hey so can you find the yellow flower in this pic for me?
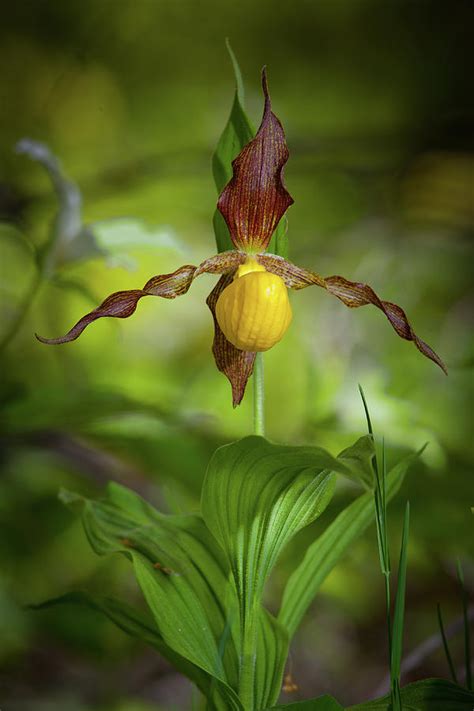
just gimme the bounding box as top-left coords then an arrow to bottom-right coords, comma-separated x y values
216,257 -> 292,352
37,70 -> 446,405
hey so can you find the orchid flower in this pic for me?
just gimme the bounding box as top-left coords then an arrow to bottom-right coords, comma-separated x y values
37,70 -> 446,405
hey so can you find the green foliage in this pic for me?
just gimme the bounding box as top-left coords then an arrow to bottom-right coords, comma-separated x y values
268,696 -> 343,710
347,678 -> 474,710
212,41 -> 254,197
50,434 -> 386,710
202,436 -> 343,616
358,386 -> 391,577
59,484 -> 243,710
336,434 -> 377,489
389,502 -> 410,709
2,16 -> 471,709
360,387 -> 412,711
279,451 -> 417,636
202,435 -> 342,707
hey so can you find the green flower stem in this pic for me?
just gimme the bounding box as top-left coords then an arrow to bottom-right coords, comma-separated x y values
237,352 -> 265,706
253,352 -> 265,437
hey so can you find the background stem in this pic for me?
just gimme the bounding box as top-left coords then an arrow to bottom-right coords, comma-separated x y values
253,352 -> 265,437
0,270 -> 42,353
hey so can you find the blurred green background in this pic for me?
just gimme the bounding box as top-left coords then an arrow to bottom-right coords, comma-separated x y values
1,1 -> 473,709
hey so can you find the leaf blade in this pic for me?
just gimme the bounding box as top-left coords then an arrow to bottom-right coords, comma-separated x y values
202,436 -> 354,612
279,452 -> 417,637
390,501 -> 410,708
60,483 -> 242,702
268,695 -> 344,710
437,602 -> 459,684
254,609 -> 289,709
347,678 -> 474,710
201,436 -> 364,707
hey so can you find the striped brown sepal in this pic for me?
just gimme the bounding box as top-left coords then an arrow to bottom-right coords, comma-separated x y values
260,254 -> 447,373
36,251 -> 245,345
324,275 -> 447,373
257,253 -> 326,288
206,273 -> 256,406
217,68 -> 293,253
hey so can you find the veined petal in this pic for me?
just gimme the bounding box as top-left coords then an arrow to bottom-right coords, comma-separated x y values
257,253 -> 326,289
324,275 -> 447,372
259,254 -> 447,373
217,68 -> 294,253
36,251 -> 245,345
194,251 -> 246,277
206,274 -> 256,407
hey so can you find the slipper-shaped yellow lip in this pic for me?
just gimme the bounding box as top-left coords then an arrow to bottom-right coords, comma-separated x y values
216,258 -> 292,352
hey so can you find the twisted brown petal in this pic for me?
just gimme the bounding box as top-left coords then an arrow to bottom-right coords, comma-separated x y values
259,254 -> 447,373
206,274 -> 256,407
217,68 -> 294,252
256,253 -> 326,289
36,251 -> 246,345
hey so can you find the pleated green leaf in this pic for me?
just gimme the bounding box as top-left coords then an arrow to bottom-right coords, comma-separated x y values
255,608 -> 289,709
337,434 -> 377,489
201,435 -> 368,708
279,452 -> 418,637
347,678 -> 474,710
268,696 -> 343,710
201,436 -> 360,617
59,484 -> 243,710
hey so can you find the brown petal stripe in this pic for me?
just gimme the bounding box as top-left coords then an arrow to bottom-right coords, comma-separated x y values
194,251 -> 246,277
257,253 -> 326,288
324,275 -> 447,372
260,254 -> 447,373
36,251 -> 246,345
206,274 -> 256,406
217,68 -> 294,252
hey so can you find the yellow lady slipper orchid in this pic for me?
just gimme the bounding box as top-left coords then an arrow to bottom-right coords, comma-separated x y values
37,69 -> 446,407
216,257 -> 292,351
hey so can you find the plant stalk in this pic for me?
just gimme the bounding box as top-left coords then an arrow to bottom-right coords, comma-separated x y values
253,352 -> 265,437
237,352 -> 265,706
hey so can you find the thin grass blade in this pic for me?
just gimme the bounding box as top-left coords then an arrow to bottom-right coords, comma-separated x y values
390,501 -> 411,709
457,558 -> 472,690
437,602 -> 459,684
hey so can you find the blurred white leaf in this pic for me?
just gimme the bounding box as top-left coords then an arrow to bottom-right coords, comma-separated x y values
91,217 -> 185,255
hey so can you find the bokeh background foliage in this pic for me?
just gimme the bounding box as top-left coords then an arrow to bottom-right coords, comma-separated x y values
0,0 -> 473,709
